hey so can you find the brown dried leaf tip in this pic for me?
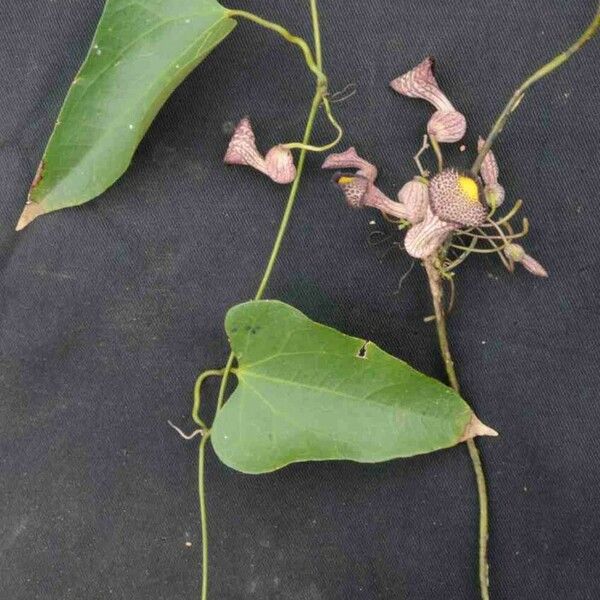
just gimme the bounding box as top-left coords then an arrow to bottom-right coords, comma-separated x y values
224,117 -> 296,184
16,160 -> 46,231
460,414 -> 499,442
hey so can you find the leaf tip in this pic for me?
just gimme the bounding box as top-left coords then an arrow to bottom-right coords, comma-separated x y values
17,161 -> 47,230
460,414 -> 498,442
16,200 -> 45,231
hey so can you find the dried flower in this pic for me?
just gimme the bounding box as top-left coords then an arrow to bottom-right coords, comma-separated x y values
390,57 -> 466,143
504,243 -> 548,277
224,117 -> 296,184
477,137 -> 505,207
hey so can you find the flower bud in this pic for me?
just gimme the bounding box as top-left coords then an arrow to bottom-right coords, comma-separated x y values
224,117 -> 264,171
391,57 -> 468,143
477,137 -> 499,185
390,57 -> 454,112
504,243 -> 548,277
484,182 -> 505,208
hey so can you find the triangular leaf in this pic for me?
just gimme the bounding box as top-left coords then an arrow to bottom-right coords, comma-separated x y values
212,301 -> 496,474
18,0 -> 236,229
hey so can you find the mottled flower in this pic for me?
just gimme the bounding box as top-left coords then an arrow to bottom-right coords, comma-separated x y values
390,57 -> 466,143
404,207 -> 458,259
396,177 -> 429,224
504,243 -> 548,277
323,149 -> 428,223
224,117 -> 296,184
477,137 -> 505,208
404,170 -> 486,259
321,147 -> 378,182
332,173 -> 410,221
429,169 -> 487,227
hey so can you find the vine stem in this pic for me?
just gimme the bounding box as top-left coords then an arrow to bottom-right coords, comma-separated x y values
198,432 -> 211,600
224,8 -> 342,152
472,2 -> 600,175
198,3 -> 331,599
423,257 -> 490,600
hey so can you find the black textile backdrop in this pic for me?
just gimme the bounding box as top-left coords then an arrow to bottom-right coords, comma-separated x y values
1,1 -> 599,598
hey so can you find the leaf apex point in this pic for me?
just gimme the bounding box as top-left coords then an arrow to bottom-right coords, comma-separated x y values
15,200 -> 45,231
461,414 -> 498,441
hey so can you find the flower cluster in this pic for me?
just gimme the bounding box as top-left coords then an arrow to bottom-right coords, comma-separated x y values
324,58 -> 547,278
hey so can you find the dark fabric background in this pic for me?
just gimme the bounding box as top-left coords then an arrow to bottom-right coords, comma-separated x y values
1,1 -> 599,599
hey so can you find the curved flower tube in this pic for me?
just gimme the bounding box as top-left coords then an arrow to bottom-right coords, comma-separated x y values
224,117 -> 296,184
390,57 -> 467,143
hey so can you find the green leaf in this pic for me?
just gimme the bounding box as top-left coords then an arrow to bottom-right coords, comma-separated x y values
212,301 -> 497,474
18,0 -> 236,230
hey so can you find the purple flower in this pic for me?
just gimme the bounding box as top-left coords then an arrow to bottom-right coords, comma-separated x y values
323,149 -> 429,224
404,170 -> 487,259
390,57 -> 466,143
224,117 -> 296,184
321,147 -> 378,182
396,177 -> 429,224
332,173 -> 410,221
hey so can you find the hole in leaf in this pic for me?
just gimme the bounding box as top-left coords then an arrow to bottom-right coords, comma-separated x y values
357,342 -> 368,359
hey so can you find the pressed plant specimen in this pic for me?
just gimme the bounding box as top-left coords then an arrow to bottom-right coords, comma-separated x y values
10,0 -> 600,599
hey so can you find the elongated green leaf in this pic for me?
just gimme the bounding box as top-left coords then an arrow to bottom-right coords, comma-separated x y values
212,301 -> 497,474
18,0 -> 236,230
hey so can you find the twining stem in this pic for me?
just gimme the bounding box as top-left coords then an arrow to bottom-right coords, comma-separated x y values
225,9 -> 322,80
198,433 -> 211,600
472,3 -> 600,174
225,8 -> 342,152
423,258 -> 490,600
197,4 -> 333,600
193,369 -> 225,428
